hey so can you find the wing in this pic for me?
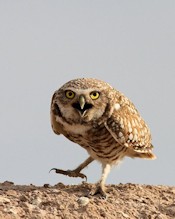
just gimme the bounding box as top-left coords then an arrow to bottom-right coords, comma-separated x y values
104,93 -> 156,159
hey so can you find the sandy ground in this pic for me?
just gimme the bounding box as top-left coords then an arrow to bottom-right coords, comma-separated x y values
0,181 -> 175,219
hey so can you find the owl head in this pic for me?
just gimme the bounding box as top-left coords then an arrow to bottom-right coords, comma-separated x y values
51,78 -> 115,123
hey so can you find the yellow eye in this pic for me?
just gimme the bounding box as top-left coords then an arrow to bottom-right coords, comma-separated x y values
65,90 -> 75,99
90,91 -> 100,100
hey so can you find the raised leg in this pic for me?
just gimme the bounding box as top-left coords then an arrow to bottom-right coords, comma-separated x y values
89,163 -> 111,199
50,156 -> 94,180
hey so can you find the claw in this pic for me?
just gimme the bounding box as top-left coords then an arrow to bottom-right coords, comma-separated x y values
49,168 -> 87,181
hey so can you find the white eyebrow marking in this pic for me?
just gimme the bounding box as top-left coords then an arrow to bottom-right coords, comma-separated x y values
63,88 -> 97,94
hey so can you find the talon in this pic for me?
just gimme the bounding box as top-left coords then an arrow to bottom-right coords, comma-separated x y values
49,168 -> 87,181
49,168 -> 57,173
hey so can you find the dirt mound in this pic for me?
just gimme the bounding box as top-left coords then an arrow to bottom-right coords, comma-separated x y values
0,181 -> 175,219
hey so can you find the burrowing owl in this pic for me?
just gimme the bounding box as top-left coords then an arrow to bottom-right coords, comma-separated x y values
50,78 -> 156,198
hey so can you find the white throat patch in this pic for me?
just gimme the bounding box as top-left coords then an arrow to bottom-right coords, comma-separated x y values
56,116 -> 90,135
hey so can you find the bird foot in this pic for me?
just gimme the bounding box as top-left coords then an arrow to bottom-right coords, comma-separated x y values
88,185 -> 107,199
49,168 -> 87,181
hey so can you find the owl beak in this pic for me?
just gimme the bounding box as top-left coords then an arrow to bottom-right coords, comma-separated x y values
79,95 -> 86,110
72,95 -> 92,116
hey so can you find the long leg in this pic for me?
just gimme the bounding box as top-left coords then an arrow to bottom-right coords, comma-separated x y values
73,156 -> 94,173
50,156 -> 94,180
89,163 -> 111,199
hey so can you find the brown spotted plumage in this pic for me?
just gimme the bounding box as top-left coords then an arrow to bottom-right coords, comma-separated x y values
50,78 -> 156,198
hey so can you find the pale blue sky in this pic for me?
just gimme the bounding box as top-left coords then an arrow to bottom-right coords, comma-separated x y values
0,1 -> 174,186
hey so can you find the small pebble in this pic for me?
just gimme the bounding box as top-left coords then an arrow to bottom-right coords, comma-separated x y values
43,184 -> 50,188
2,181 -> 14,186
0,197 -> 10,204
31,197 -> 42,206
77,197 -> 89,206
6,190 -> 17,197
19,195 -> 28,202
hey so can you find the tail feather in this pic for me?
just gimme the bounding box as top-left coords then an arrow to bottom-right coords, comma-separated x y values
138,152 -> 157,160
127,149 -> 157,160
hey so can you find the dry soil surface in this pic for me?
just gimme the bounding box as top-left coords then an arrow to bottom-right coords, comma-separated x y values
0,181 -> 175,219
